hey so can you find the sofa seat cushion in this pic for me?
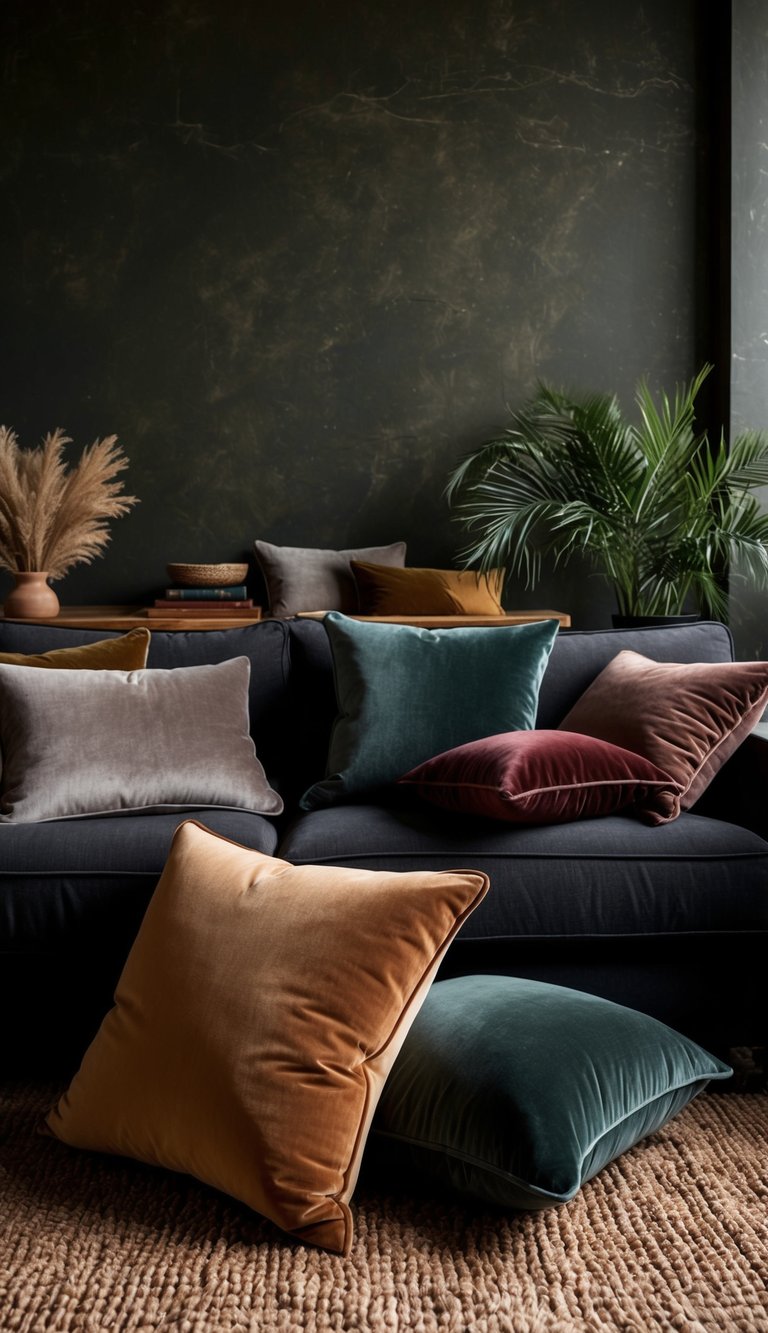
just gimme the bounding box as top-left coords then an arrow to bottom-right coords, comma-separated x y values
1,810 -> 282,1072
277,803 -> 768,941
0,810 -> 279,954
277,802 -> 768,1051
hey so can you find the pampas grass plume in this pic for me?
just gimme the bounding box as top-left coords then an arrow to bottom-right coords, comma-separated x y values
0,427 -> 138,579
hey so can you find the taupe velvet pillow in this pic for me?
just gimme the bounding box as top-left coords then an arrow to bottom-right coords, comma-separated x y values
558,649 -> 768,822
254,539 -> 407,616
0,657 -> 283,823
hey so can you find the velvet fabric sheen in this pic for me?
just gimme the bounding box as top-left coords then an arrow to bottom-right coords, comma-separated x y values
350,562 -> 505,615
45,820 -> 489,1255
280,617 -> 737,806
0,627 -> 150,670
399,730 -> 680,825
371,975 -> 732,1209
533,621 -> 735,727
0,657 -> 283,823
559,650 -> 768,820
300,614 -> 559,809
254,540 -> 406,616
0,617 -> 292,786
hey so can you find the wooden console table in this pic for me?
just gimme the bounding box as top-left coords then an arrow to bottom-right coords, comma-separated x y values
297,610 -> 571,628
0,605 -> 266,632
0,606 -> 571,632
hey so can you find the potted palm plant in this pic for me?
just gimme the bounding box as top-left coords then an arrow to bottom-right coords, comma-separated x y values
446,365 -> 768,624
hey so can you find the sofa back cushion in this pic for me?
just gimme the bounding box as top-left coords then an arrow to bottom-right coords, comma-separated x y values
0,617 -> 736,812
0,627 -> 151,670
300,614 -> 559,809
534,621 -> 735,727
284,618 -> 737,801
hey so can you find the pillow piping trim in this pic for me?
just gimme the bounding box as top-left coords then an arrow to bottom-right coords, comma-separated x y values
373,1063 -> 731,1201
399,778 -> 679,797
331,863 -> 492,1247
7,800 -> 284,825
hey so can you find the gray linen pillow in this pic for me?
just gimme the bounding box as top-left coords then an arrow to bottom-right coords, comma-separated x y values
0,657 -> 283,823
254,540 -> 407,616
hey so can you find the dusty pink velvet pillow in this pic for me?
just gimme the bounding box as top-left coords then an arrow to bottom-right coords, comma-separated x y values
558,650 -> 768,821
399,730 -> 680,826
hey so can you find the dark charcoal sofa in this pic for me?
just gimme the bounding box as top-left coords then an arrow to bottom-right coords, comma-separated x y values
1,615 -> 765,1073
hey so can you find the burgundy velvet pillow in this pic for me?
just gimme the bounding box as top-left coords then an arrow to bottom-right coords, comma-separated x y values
558,650 -> 768,821
399,730 -> 680,826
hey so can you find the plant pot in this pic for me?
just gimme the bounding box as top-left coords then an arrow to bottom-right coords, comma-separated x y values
611,614 -> 700,629
3,572 -> 60,619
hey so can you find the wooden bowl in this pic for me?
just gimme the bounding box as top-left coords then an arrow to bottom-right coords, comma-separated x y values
167,562 -> 249,587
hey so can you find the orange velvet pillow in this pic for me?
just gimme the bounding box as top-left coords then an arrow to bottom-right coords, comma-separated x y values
45,821 -> 489,1255
0,627 -> 150,670
558,650 -> 768,822
351,562 -> 505,615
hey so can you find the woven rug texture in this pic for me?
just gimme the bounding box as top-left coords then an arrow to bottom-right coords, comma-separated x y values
0,1083 -> 766,1332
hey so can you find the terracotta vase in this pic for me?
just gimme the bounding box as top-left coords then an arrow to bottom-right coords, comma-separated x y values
3,571 -> 60,618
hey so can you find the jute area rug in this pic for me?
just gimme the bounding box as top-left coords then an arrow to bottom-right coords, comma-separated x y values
1,1083 -> 766,1332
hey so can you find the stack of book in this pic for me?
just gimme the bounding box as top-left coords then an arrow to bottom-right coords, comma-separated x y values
147,585 -> 261,619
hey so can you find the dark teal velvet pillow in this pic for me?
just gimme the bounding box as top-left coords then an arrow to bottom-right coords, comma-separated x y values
300,614 -> 560,809
371,975 -> 732,1209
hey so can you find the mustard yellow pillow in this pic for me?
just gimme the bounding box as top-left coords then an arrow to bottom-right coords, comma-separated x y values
351,562 -> 505,615
45,820 -> 489,1255
0,627 -> 150,670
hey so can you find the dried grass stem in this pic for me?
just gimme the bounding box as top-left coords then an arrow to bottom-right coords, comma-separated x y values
0,426 -> 138,579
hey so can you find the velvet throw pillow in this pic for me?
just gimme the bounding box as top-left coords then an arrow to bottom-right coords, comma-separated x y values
558,650 -> 768,822
399,730 -> 681,825
254,539 -> 407,616
351,562 -> 505,616
0,627 -> 150,670
370,975 -> 732,1210
300,614 -> 560,809
0,656 -> 283,823
45,820 -> 490,1255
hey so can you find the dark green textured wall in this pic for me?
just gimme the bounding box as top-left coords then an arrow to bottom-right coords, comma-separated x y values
1,0 -> 708,624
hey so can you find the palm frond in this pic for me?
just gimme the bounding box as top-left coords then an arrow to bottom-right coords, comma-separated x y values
446,364 -> 768,618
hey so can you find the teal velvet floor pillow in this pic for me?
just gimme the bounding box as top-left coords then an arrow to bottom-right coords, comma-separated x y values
371,975 -> 732,1209
301,614 -> 560,809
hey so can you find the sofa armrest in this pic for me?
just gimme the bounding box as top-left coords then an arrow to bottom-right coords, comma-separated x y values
692,724 -> 768,838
